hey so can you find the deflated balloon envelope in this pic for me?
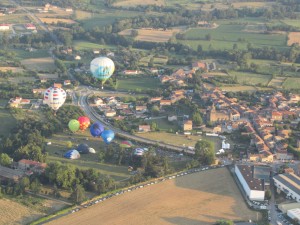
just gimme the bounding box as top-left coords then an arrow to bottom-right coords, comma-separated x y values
90,122 -> 104,137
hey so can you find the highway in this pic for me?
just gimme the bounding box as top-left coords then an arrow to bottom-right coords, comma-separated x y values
78,91 -> 195,155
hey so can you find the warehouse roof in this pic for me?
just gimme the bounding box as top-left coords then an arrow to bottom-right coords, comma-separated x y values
236,165 -> 264,191
274,173 -> 300,196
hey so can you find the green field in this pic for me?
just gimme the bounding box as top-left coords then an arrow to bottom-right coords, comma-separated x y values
116,76 -> 161,91
73,41 -> 115,50
148,118 -> 179,131
0,109 -> 17,137
11,49 -> 49,60
229,71 -> 272,85
45,132 -> 131,181
179,23 -> 287,50
281,19 -> 300,29
283,77 -> 300,89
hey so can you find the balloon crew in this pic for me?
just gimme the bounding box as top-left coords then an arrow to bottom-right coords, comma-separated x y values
90,57 -> 115,89
44,86 -> 67,116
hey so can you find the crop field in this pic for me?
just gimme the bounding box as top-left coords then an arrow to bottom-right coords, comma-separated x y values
0,67 -> 24,73
288,32 -> 300,46
116,76 -> 160,91
232,1 -> 274,9
75,10 -> 93,20
0,14 -> 30,23
73,41 -> 115,51
45,132 -> 131,181
179,23 -> 287,50
139,55 -> 168,66
137,132 -> 221,152
113,0 -> 165,7
282,19 -> 300,29
8,76 -> 36,84
220,85 -> 258,92
282,77 -> 300,89
229,71 -> 272,85
268,77 -> 286,88
0,109 -> 17,136
49,168 -> 260,225
120,28 -> 183,42
38,73 -> 59,79
39,18 -> 77,24
11,49 -> 49,60
0,198 -> 43,225
21,57 -> 56,72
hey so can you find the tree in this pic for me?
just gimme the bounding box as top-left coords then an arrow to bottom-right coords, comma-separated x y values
194,140 -> 215,165
19,177 -> 30,193
151,105 -> 160,116
97,150 -> 105,163
70,184 -> 86,204
265,189 -> 271,200
215,220 -> 233,225
30,178 -> 41,194
205,34 -> 212,41
0,153 -> 12,167
150,122 -> 157,131
192,112 -> 203,126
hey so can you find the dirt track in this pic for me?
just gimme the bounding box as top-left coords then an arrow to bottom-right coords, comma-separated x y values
48,168 -> 259,225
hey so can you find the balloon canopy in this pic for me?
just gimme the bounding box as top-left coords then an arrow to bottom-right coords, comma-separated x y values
44,86 -> 66,111
88,147 -> 96,154
101,130 -> 115,144
76,143 -> 89,154
133,148 -> 148,156
120,140 -> 133,148
78,116 -> 90,131
68,119 -> 80,132
64,149 -> 80,159
90,122 -> 104,137
90,57 -> 115,85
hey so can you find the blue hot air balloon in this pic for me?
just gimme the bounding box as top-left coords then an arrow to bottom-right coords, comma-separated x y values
101,130 -> 115,144
90,122 -> 104,137
64,149 -> 80,159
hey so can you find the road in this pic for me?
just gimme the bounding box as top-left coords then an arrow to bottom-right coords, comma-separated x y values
78,91 -> 195,155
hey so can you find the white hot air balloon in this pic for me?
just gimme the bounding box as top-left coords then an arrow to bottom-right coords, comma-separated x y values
90,57 -> 115,89
44,86 -> 66,112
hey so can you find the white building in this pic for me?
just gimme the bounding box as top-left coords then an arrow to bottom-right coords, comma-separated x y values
287,208 -> 300,224
222,140 -> 230,149
0,24 -> 9,30
235,164 -> 265,201
273,173 -> 300,202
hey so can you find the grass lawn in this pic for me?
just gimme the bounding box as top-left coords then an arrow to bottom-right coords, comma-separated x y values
45,132 -> 131,181
0,109 -> 17,137
179,23 -> 287,51
10,49 -> 49,60
136,132 -> 221,152
149,118 -> 179,131
229,71 -> 272,85
73,41 -> 116,51
281,19 -> 300,29
282,77 -> 300,89
116,76 -> 161,91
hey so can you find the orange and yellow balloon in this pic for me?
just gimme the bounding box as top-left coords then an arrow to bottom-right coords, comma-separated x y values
78,116 -> 90,131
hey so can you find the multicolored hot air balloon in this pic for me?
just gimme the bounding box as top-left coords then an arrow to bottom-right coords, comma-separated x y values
101,130 -> 115,144
78,116 -> 90,131
90,122 -> 104,137
44,86 -> 66,111
68,119 -> 80,133
120,140 -> 133,148
90,57 -> 115,89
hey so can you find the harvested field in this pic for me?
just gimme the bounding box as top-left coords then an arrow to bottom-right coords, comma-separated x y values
119,28 -> 183,42
75,10 -> 92,20
268,77 -> 286,88
113,0 -> 165,7
283,77 -> 300,89
49,168 -> 260,225
39,18 -> 77,24
202,72 -> 228,77
232,2 -> 273,9
288,32 -> 300,46
0,198 -> 43,225
21,57 -> 55,72
0,67 -> 24,73
38,73 -> 59,79
221,85 -> 258,92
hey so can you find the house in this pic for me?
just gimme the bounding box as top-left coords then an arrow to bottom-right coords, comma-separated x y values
64,80 -> 71,86
104,110 -> 116,117
273,173 -> 300,202
213,125 -> 222,133
135,105 -> 147,112
287,208 -> 300,223
18,159 -> 47,174
235,164 -> 265,201
160,99 -> 172,106
25,23 -> 36,30
9,97 -> 30,108
276,150 -> 294,160
32,88 -> 46,94
94,97 -> 103,105
123,70 -> 141,75
271,111 -> 283,121
138,125 -> 151,132
93,50 -> 100,54
150,97 -> 162,103
40,78 -> 47,83
65,8 -> 73,12
192,61 -> 206,71
0,165 -> 24,182
0,24 -> 9,30
182,120 -> 193,131
53,83 -> 62,88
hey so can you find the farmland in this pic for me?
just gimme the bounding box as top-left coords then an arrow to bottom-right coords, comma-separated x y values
229,71 -> 272,85
0,109 -> 17,137
49,168 -> 260,225
113,0 -> 165,7
232,1 -> 274,9
21,57 -> 56,72
268,77 -> 286,88
39,18 -> 77,24
288,32 -> 300,46
116,76 -> 160,91
73,41 -> 115,51
0,67 -> 24,73
282,77 -> 300,89
119,27 -> 183,43
178,23 -> 287,50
